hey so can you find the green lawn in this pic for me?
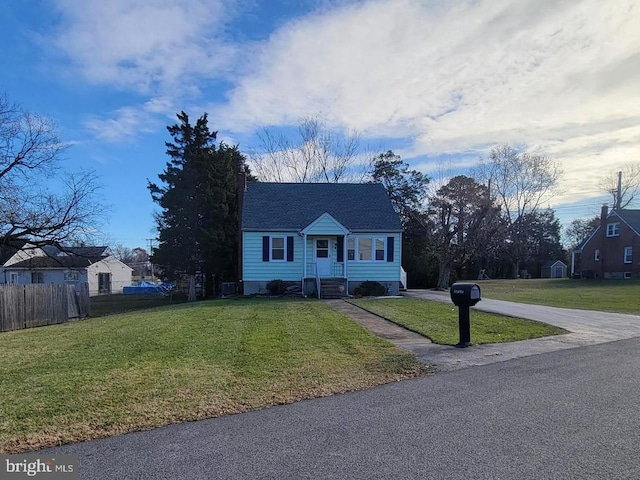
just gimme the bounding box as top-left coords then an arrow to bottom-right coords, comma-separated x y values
475,278 -> 640,314
350,297 -> 565,345
89,293 -> 188,317
0,298 -> 423,453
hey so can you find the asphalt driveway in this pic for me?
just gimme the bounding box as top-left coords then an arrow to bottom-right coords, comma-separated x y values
401,289 -> 640,371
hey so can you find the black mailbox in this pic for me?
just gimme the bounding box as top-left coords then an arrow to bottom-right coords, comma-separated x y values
450,283 -> 481,306
450,283 -> 481,347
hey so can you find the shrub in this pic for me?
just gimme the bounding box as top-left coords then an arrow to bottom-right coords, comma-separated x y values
353,281 -> 387,297
266,279 -> 287,295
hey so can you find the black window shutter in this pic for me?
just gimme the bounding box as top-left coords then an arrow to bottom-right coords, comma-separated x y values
336,236 -> 344,262
262,236 -> 270,262
387,236 -> 394,262
287,236 -> 294,262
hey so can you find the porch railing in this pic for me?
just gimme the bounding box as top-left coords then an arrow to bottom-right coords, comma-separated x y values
331,262 -> 344,277
305,262 -> 345,277
305,262 -> 315,277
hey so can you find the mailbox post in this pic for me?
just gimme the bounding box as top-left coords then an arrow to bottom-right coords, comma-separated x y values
450,283 -> 481,348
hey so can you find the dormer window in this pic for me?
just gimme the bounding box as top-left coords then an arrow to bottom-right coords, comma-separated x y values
606,222 -> 620,237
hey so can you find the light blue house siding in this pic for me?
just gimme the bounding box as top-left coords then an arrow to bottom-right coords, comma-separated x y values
242,230 -> 402,295
303,214 -> 349,236
240,182 -> 404,297
346,232 -> 402,282
242,231 -> 303,294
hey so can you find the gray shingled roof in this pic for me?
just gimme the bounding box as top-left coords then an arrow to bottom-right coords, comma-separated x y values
616,210 -> 640,235
42,245 -> 110,257
242,183 -> 402,232
8,256 -> 103,269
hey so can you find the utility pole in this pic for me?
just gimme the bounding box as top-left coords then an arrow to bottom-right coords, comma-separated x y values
616,170 -> 622,210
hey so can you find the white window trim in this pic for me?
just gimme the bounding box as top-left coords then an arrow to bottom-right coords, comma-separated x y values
607,222 -> 620,237
31,271 -> 44,284
270,236 -> 287,262
347,235 -> 387,262
624,246 -> 633,264
65,270 -> 80,282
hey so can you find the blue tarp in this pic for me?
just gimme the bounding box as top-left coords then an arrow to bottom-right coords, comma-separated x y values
123,281 -> 175,295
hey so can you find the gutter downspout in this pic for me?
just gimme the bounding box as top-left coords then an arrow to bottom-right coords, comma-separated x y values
302,232 -> 307,297
343,234 -> 348,285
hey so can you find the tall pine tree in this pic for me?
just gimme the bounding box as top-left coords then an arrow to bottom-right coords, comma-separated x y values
149,111 -> 245,298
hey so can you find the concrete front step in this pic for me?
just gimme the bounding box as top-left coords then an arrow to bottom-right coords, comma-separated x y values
320,278 -> 346,299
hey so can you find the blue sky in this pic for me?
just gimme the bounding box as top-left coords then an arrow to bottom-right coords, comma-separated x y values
2,0 -> 639,249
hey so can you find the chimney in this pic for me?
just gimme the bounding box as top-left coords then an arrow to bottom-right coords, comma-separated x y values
600,204 -> 609,227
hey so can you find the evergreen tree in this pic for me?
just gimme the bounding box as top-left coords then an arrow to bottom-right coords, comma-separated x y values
149,111 -> 245,298
369,150 -> 429,226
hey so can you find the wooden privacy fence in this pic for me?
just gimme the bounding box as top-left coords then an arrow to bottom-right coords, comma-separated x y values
0,283 -> 90,332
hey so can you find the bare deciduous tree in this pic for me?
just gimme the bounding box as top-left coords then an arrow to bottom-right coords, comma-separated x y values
477,144 -> 561,277
0,93 -> 104,247
249,117 -> 370,183
599,164 -> 640,210
564,216 -> 600,249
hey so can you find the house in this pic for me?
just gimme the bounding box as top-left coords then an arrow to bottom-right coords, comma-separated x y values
572,205 -> 640,279
239,182 -> 404,298
0,241 -> 48,282
1,245 -> 132,295
540,260 -> 567,278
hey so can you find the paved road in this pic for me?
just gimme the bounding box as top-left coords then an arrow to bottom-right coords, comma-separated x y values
47,337 -> 640,479
403,289 -> 640,371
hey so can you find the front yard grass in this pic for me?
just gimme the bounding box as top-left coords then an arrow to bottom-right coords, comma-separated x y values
0,298 -> 424,453
89,293 -> 188,317
477,278 -> 640,314
350,297 -> 565,345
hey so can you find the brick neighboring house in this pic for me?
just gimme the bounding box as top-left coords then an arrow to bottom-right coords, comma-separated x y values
572,206 -> 640,279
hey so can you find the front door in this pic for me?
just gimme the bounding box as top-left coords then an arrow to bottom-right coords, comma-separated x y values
314,238 -> 331,277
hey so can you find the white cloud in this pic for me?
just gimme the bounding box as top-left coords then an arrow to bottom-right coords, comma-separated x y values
50,0 -> 237,93
214,0 -> 640,207
85,96 -> 175,142
47,0 -> 240,141
43,0 -> 640,211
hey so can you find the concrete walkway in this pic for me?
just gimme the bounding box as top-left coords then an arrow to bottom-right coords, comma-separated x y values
324,300 -> 432,351
327,290 -> 640,372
